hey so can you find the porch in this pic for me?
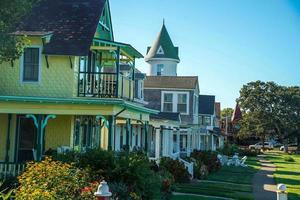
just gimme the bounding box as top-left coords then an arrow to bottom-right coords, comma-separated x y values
0,97 -> 156,177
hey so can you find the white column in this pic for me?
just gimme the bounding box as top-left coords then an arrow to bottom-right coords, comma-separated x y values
187,133 -> 191,156
155,128 -> 160,159
211,134 -> 214,151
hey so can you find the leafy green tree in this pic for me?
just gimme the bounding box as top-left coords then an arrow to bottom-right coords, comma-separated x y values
237,81 -> 281,148
0,0 -> 38,63
221,108 -> 234,118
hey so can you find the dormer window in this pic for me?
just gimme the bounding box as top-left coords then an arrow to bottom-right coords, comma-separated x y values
157,64 -> 164,76
21,47 -> 41,82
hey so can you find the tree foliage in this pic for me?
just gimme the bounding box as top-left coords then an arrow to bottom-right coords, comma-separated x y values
237,81 -> 300,149
0,0 -> 38,63
221,107 -> 234,118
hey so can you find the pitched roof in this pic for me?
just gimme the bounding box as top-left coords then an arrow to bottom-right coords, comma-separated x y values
231,104 -> 242,122
145,23 -> 179,61
16,0 -> 106,56
144,76 -> 198,90
151,112 -> 181,122
199,95 -> 215,115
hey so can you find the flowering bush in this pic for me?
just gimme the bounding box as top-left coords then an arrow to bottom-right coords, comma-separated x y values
16,157 -> 89,200
159,157 -> 190,183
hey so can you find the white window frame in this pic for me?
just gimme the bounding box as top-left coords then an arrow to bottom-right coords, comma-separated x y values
157,64 -> 164,76
19,45 -> 42,84
161,91 -> 189,115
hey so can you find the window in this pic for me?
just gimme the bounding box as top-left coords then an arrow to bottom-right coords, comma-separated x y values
157,64 -> 164,76
163,93 -> 173,112
177,94 -> 187,113
162,91 -> 189,114
22,47 -> 40,82
204,116 -> 211,126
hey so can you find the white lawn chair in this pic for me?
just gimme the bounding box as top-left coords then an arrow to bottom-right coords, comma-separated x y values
240,156 -> 248,167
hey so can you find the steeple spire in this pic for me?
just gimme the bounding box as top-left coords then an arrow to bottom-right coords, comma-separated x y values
145,23 -> 179,61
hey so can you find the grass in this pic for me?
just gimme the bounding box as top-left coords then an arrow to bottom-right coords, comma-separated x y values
171,195 -> 221,200
265,151 -> 300,200
173,157 -> 260,200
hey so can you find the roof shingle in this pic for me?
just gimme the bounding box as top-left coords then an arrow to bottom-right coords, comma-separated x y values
144,76 -> 198,90
16,0 -> 106,56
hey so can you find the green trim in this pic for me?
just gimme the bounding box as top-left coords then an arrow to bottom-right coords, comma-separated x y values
93,38 -> 143,58
0,96 -> 158,115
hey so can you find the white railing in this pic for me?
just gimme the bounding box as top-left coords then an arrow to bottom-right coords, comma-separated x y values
178,158 -> 194,179
0,162 -> 26,179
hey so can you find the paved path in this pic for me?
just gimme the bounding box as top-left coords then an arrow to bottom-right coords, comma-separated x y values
252,155 -> 277,200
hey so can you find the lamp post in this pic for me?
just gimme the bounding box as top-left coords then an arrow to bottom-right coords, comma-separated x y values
94,180 -> 112,200
277,184 -> 287,200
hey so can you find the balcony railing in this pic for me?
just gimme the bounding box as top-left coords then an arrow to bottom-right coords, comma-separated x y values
78,72 -> 134,100
0,162 -> 26,179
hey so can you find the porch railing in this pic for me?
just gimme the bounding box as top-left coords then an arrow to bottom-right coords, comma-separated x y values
78,72 -> 134,100
0,162 -> 26,179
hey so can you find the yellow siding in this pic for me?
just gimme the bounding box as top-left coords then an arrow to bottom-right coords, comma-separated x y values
0,114 -> 8,161
45,115 -> 73,150
0,37 -> 78,98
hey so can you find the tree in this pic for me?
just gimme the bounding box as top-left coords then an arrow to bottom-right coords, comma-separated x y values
237,81 -> 281,149
0,0 -> 38,63
237,81 -> 300,151
221,108 -> 234,118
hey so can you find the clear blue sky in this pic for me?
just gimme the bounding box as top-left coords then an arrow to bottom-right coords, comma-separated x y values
110,0 -> 300,109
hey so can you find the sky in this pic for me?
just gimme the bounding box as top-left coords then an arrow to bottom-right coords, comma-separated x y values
109,0 -> 300,108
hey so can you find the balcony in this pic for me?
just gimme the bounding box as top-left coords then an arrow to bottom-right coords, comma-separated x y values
78,72 -> 134,100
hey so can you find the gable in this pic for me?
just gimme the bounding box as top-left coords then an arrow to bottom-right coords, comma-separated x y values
94,0 -> 114,41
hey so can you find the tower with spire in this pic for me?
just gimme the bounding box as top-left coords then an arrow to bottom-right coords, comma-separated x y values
145,22 -> 180,76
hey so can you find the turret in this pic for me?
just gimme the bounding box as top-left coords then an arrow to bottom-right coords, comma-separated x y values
145,22 -> 180,76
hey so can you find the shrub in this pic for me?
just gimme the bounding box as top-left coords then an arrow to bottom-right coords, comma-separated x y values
159,157 -> 190,183
0,181 -> 15,200
284,156 -> 295,162
190,150 -> 221,173
111,151 -> 161,200
193,160 -> 209,180
239,148 -> 259,157
16,157 -> 89,200
55,150 -> 161,200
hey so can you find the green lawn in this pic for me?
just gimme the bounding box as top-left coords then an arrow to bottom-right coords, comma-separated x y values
173,157 -> 260,200
171,195 -> 221,200
266,152 -> 300,200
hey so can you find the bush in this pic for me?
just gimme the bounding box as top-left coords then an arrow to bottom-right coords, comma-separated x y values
190,150 -> 221,173
16,157 -> 89,200
193,160 -> 209,180
54,150 -> 162,200
159,157 -> 190,183
239,148 -> 259,157
284,156 -> 295,162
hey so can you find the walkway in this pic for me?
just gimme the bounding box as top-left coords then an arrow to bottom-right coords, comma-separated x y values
252,155 -> 277,200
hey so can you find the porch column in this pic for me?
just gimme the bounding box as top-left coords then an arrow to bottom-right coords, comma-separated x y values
115,47 -> 120,98
5,114 -> 12,162
144,122 -> 148,152
26,114 -> 56,161
155,128 -> 160,159
107,116 -> 115,151
187,133 -> 191,156
125,119 -> 130,151
211,134 -> 214,151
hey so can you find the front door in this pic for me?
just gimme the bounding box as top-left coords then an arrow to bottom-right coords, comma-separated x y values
16,115 -> 37,162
